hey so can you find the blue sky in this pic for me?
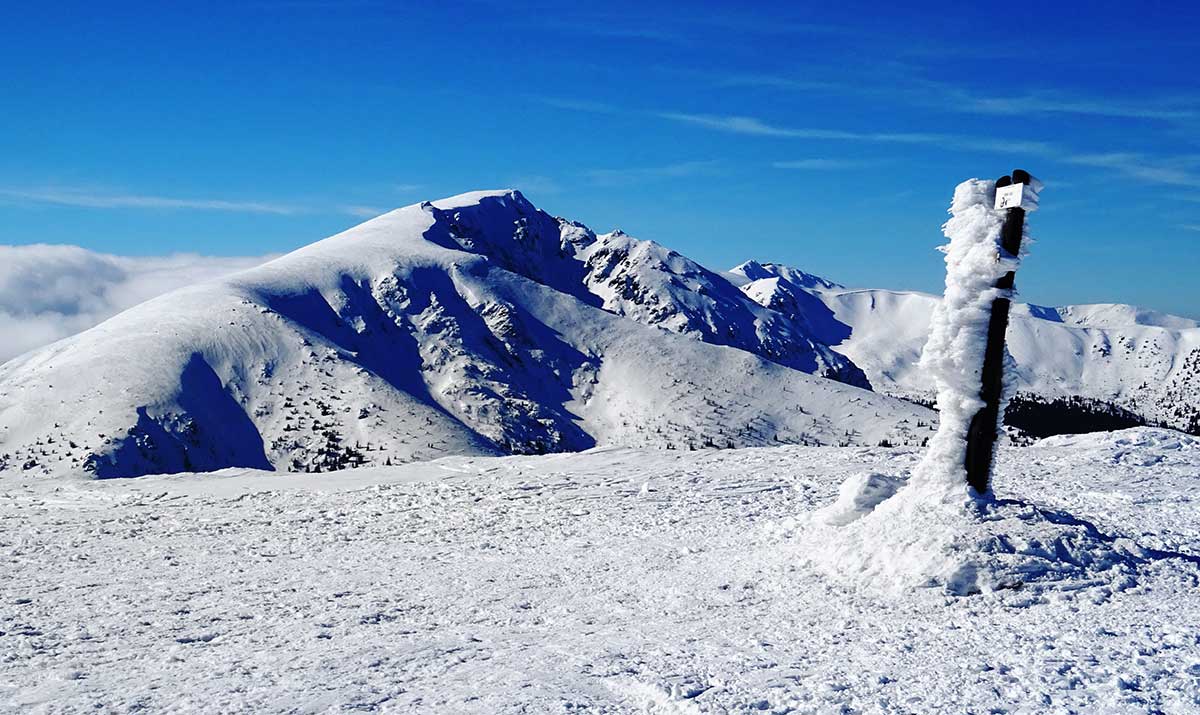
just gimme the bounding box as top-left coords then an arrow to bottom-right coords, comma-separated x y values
2,0 -> 1198,317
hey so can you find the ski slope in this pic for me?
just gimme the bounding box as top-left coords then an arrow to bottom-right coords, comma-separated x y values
2,429 -> 1197,713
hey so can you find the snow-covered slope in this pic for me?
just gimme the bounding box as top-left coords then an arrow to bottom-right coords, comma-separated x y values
737,263 -> 1200,435
3,430 -> 1198,712
0,191 -> 931,479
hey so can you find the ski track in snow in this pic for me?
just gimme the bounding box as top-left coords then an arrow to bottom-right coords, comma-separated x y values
2,430 -> 1199,713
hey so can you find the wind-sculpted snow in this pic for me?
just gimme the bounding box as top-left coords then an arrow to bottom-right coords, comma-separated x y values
0,190 -> 929,479
2,430 -> 1198,712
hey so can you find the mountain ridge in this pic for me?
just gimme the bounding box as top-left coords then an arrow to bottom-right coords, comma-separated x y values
732,262 -> 1200,435
0,190 -> 929,479
3,188 -> 1195,480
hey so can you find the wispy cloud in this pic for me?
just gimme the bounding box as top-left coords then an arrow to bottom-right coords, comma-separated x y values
534,96 -> 622,114
523,12 -> 856,47
0,187 -> 300,214
525,19 -> 691,45
1063,153 -> 1200,188
655,111 -> 1057,155
960,93 -> 1199,121
707,69 -> 1200,122
339,204 -> 389,218
773,158 -> 886,170
713,73 -> 845,93
680,16 -> 855,37
1179,224 -> 1200,232
0,185 -> 429,219
506,175 -> 564,196
544,96 -> 1200,190
654,112 -> 845,139
584,160 -> 720,186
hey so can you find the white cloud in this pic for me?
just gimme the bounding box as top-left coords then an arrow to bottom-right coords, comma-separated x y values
548,94 -> 1200,188
655,111 -> 847,138
0,184 -> 435,219
533,96 -> 622,114
0,187 -> 300,214
505,176 -> 564,196
0,245 -> 276,363
655,111 -> 1058,155
715,70 -> 1200,122
960,93 -> 1198,121
339,204 -> 389,218
584,160 -> 720,186
773,158 -> 885,170
1063,153 -> 1200,188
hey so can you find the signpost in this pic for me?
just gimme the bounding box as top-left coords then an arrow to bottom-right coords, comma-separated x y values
963,169 -> 1038,494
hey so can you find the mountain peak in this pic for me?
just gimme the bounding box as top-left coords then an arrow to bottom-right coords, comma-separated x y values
0,192 -> 919,479
427,188 -> 529,210
729,260 -> 844,291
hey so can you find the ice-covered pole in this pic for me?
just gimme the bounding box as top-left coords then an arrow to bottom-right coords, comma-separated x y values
962,170 -> 1038,493
912,171 -> 1041,501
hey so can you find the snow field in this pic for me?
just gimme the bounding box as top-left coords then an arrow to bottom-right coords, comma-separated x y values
3,431 -> 1199,713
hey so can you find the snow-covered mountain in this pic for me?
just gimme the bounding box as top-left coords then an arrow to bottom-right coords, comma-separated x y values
734,263 -> 1200,435
0,191 -> 932,479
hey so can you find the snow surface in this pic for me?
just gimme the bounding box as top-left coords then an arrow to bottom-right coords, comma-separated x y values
2,429 -> 1198,713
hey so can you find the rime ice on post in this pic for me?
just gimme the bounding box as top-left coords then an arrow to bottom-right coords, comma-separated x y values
804,176 -> 1153,597
913,171 -> 1041,498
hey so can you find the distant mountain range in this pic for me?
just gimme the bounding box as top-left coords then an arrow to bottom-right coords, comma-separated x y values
743,271 -> 1198,437
1,190 -> 1194,479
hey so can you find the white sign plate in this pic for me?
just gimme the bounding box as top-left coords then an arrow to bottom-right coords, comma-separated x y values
994,183 -> 1025,210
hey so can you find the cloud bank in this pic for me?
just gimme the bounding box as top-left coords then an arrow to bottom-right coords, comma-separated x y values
0,245 -> 275,363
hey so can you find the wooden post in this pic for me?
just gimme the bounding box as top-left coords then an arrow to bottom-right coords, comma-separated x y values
963,169 -> 1033,495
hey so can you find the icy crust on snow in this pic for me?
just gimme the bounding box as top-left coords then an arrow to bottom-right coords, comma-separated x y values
797,179 -> 1178,596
